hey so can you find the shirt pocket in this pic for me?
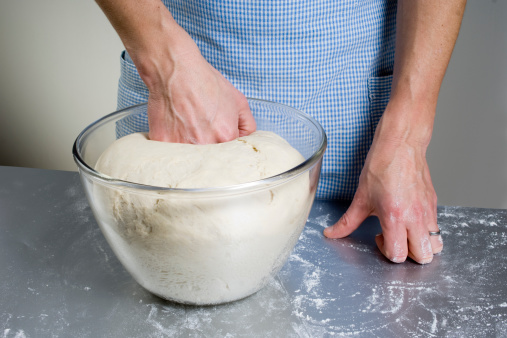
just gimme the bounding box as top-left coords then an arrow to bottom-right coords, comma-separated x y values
119,51 -> 149,98
367,74 -> 393,135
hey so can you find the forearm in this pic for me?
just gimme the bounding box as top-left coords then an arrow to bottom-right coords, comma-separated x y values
95,0 -> 197,89
380,0 -> 467,147
96,0 -> 255,144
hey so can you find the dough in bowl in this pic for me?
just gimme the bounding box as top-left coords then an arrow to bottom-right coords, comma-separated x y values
96,131 -> 304,188
93,131 -> 311,304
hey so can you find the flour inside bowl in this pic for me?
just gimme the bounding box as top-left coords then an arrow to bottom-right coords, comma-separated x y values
93,131 -> 312,304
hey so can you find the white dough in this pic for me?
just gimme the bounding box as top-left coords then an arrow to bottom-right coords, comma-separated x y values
93,131 -> 312,304
96,131 -> 304,188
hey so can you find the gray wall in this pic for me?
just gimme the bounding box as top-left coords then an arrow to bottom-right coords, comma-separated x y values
427,0 -> 507,209
0,1 -> 506,209
0,0 -> 122,171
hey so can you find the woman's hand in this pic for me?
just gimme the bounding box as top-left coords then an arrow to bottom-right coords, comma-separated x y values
96,0 -> 256,144
323,0 -> 465,264
144,43 -> 256,144
324,112 -> 443,264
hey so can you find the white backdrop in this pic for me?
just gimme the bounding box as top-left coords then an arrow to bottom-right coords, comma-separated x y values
0,0 -> 505,209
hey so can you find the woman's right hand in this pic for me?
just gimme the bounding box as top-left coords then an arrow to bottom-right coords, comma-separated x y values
141,39 -> 256,144
96,0 -> 256,144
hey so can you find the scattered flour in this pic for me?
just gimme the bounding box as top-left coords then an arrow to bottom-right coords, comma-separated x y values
2,329 -> 26,338
314,214 -> 331,228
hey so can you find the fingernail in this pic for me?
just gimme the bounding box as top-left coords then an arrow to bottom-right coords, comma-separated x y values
419,256 -> 433,265
391,256 -> 406,263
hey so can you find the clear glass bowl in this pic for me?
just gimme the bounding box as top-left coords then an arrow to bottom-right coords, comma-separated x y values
73,98 -> 327,305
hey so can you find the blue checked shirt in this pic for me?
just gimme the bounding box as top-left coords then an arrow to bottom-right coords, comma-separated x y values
116,0 -> 397,200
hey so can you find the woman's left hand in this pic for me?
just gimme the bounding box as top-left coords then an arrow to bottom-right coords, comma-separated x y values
323,112 -> 443,264
322,0 -> 466,264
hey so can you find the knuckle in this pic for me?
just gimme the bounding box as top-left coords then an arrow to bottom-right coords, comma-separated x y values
340,212 -> 352,228
236,93 -> 249,108
384,207 -> 403,229
216,125 -> 239,143
245,119 -> 257,134
352,192 -> 369,210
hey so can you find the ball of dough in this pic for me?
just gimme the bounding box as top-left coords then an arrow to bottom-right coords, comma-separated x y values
95,131 -> 305,188
93,131 -> 312,304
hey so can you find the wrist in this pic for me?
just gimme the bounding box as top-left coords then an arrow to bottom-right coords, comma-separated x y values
375,97 -> 435,150
123,8 -> 199,91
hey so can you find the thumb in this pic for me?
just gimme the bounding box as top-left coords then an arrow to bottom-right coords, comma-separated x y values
324,197 -> 371,239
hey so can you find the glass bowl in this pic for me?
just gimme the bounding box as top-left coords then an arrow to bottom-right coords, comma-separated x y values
73,98 -> 327,305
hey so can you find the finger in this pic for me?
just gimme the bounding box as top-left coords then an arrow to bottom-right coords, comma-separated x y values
147,96 -> 173,142
376,223 -> 408,263
323,197 -> 370,239
425,167 -> 442,254
238,106 -> 256,137
428,197 -> 443,255
429,226 -> 443,254
214,122 -> 240,143
428,207 -> 443,255
407,226 -> 433,265
406,199 -> 440,263
375,233 -> 407,263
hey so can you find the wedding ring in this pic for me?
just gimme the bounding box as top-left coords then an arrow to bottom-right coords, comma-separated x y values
429,230 -> 441,236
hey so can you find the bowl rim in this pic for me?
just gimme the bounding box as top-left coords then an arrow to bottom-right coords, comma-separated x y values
72,98 -> 327,195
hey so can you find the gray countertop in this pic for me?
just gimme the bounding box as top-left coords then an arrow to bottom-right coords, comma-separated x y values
1,166 -> 506,337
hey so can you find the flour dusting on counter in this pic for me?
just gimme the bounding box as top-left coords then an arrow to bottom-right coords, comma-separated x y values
3,170 -> 507,338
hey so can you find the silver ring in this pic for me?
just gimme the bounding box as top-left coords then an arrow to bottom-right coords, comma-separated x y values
429,230 -> 441,236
